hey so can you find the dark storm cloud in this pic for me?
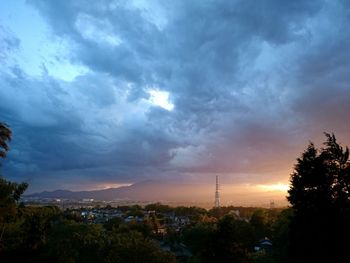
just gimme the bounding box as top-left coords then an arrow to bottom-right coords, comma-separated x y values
0,71 -> 181,191
2,0 -> 350,191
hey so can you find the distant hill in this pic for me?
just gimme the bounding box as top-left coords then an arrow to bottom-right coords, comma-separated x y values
25,180 -> 288,207
24,180 -> 210,202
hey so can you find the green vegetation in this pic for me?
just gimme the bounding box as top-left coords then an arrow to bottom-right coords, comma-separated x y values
287,133 -> 350,262
0,122 -> 12,158
1,123 -> 350,262
0,194 -> 283,262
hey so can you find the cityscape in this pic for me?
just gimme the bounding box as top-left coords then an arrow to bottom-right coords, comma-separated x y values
1,0 -> 350,262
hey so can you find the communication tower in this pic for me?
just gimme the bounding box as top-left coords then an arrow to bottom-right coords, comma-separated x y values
215,175 -> 220,208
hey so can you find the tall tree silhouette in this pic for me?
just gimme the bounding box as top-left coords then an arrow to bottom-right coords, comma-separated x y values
287,133 -> 350,262
0,122 -> 12,159
0,122 -> 28,246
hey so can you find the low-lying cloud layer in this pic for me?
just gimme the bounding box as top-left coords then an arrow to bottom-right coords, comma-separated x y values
1,0 -> 350,192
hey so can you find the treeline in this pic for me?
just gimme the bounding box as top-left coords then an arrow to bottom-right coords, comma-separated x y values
2,123 -> 350,262
0,184 -> 287,263
0,199 -> 176,262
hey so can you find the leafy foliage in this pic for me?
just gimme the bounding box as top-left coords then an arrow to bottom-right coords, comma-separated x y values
10,123 -> 350,262
0,122 -> 12,159
288,133 -> 350,262
104,231 -> 176,263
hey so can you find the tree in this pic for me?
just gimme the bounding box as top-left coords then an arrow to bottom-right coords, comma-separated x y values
270,208 -> 293,262
182,221 -> 216,261
0,122 -> 28,224
42,222 -> 104,263
214,215 -> 255,263
0,122 -> 12,159
0,177 -> 28,224
250,209 -> 271,241
104,231 -> 177,263
287,133 -> 350,262
0,123 -> 28,248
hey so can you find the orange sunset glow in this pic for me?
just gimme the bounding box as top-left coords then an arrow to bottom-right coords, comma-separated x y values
2,1 -> 350,262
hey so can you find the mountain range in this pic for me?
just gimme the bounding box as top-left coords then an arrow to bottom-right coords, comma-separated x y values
25,180 -> 211,203
24,180 -> 289,207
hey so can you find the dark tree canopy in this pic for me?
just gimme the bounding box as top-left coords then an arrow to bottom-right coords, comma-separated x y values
287,133 -> 350,262
0,122 -> 28,224
0,123 -> 28,251
0,122 -> 12,159
6,122 -> 349,262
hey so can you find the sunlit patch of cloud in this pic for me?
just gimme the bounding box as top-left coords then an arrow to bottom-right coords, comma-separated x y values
75,13 -> 122,47
147,88 -> 174,111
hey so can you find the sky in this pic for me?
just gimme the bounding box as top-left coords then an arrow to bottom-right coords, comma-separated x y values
1,0 -> 350,202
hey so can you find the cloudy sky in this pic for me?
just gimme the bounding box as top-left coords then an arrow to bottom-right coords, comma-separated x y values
1,0 -> 350,195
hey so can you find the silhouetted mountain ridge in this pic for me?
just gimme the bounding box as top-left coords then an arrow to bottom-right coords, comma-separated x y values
25,180 -> 205,201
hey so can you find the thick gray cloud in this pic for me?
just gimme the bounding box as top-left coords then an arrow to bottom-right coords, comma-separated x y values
1,0 -> 350,192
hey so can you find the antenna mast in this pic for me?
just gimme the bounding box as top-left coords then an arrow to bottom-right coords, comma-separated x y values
215,175 -> 220,208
